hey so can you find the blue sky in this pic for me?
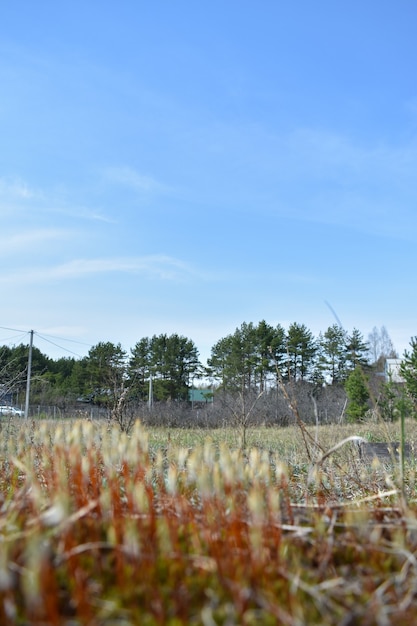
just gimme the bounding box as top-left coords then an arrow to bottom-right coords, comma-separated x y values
1,1 -> 416,364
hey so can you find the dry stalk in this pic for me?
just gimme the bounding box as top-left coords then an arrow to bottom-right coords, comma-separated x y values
271,349 -> 323,462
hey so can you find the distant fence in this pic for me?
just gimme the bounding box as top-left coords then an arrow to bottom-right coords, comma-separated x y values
24,405 -> 110,420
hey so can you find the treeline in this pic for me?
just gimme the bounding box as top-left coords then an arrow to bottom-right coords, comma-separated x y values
0,320 -> 399,406
0,334 -> 200,407
209,321 -> 373,389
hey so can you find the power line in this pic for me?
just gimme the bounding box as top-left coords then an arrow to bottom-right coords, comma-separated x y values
0,326 -> 93,358
0,325 -> 31,334
0,327 -> 91,421
37,332 -> 92,347
35,333 -> 85,358
0,332 -> 29,344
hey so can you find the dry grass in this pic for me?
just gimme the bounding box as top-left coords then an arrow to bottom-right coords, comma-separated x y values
0,418 -> 417,624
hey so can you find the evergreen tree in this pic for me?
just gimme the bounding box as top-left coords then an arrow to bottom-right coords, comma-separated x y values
207,323 -> 258,391
286,323 -> 316,381
345,328 -> 369,371
208,321 -> 287,392
253,320 -> 274,391
161,333 -> 200,400
310,335 -> 326,387
344,366 -> 370,422
128,337 -> 151,400
377,375 -> 413,422
85,342 -> 128,406
233,322 -> 258,389
267,323 -> 287,386
207,335 -> 235,388
129,334 -> 200,401
400,337 -> 417,410
46,357 -> 77,389
318,324 -> 347,384
67,358 -> 90,400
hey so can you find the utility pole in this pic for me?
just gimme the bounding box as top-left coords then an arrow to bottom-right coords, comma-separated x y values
24,330 -> 34,419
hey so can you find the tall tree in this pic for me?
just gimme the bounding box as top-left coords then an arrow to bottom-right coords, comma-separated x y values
207,335 -> 235,389
128,337 -> 151,401
318,324 -> 347,384
236,322 -> 258,389
85,342 -> 128,406
268,323 -> 287,383
286,323 -> 316,381
161,333 -> 200,400
208,323 -> 258,391
129,334 -> 200,401
208,321 -> 287,392
66,358 -> 90,399
345,328 -> 369,371
255,321 -> 287,390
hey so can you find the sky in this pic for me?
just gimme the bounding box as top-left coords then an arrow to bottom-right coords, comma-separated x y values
1,1 -> 417,365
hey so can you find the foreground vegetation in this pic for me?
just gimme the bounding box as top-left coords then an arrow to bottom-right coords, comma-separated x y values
1,418 -> 417,624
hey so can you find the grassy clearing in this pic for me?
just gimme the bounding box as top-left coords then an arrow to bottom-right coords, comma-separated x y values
1,418 -> 417,624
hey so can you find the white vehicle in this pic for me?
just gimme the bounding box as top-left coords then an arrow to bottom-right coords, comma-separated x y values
0,406 -> 25,417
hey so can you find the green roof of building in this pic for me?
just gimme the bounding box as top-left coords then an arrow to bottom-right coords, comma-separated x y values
188,388 -> 213,402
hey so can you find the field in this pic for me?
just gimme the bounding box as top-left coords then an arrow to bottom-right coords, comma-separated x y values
1,417 -> 417,625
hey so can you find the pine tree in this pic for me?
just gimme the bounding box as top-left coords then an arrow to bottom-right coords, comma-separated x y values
129,334 -> 200,401
345,328 -> 369,371
86,342 -> 127,406
129,337 -> 152,401
318,324 -> 347,383
286,323 -> 316,381
207,321 -> 286,392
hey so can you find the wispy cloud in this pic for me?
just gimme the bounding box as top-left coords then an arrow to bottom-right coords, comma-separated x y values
52,206 -> 118,224
0,174 -> 118,224
0,176 -> 38,200
0,177 -> 40,215
285,128 -> 417,183
0,255 -> 202,286
257,127 -> 417,238
37,325 -> 89,339
0,228 -> 74,255
103,166 -> 168,194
